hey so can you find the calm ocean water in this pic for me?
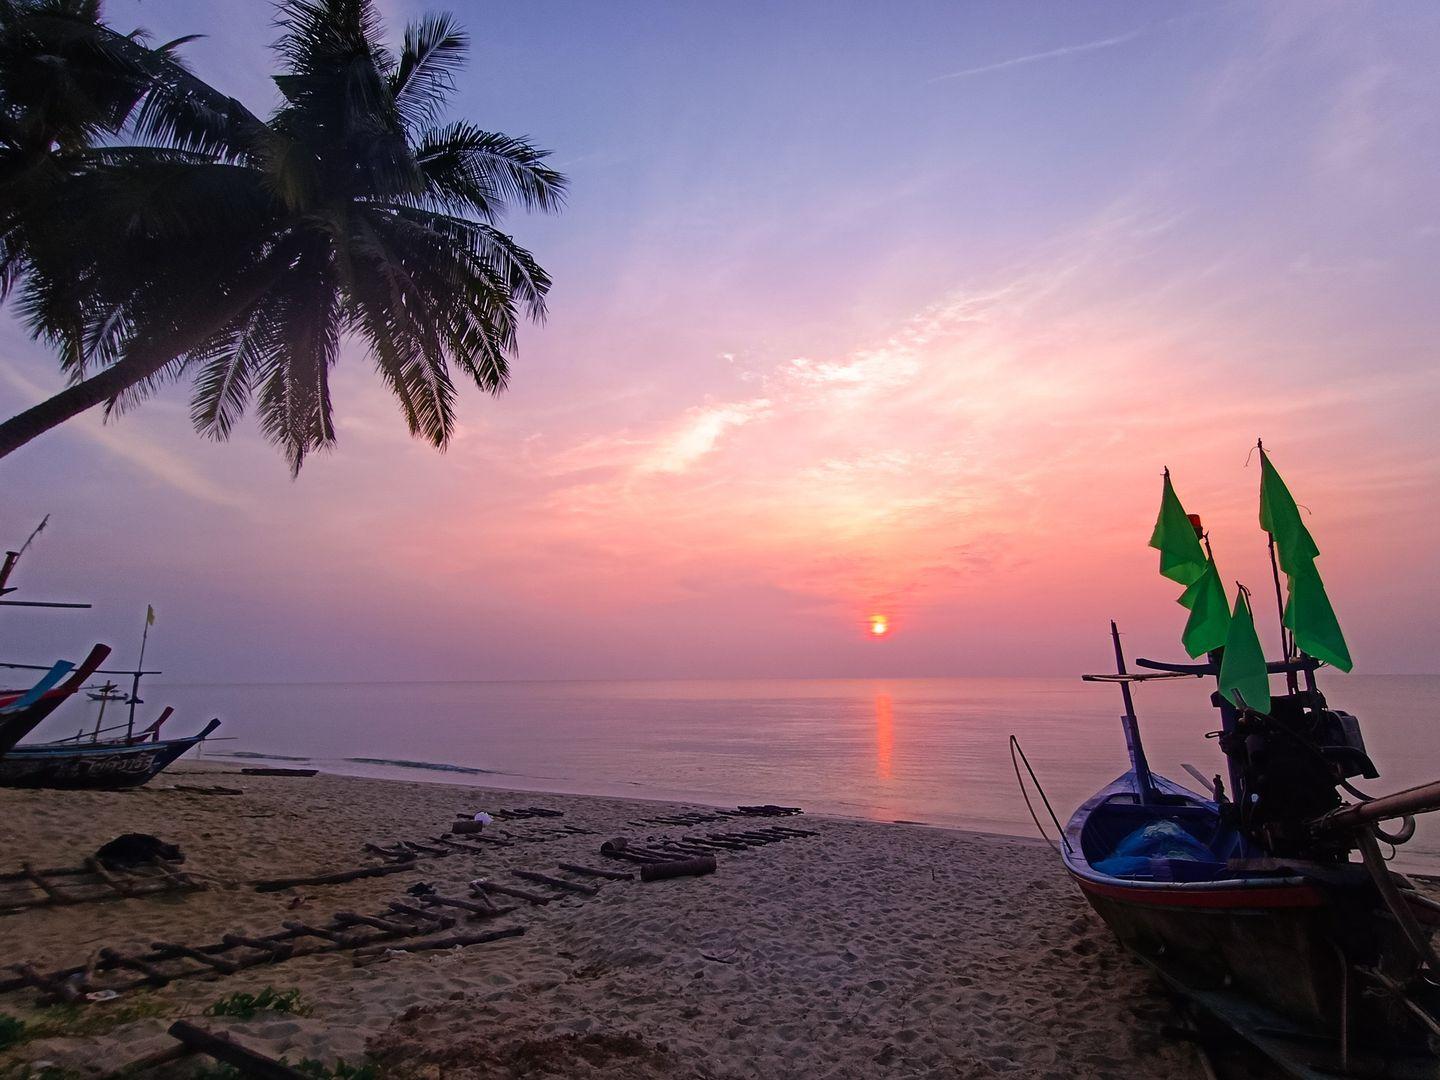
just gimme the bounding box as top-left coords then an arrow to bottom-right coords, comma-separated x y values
32,674 -> 1440,872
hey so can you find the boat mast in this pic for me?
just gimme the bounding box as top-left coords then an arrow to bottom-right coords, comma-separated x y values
1256,439 -> 1299,695
1109,621 -> 1155,805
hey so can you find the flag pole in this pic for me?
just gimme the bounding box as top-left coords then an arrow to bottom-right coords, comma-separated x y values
126,607 -> 152,740
1256,439 -> 1297,693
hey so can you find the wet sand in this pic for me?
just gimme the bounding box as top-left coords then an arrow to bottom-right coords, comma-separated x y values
0,763 -> 1207,1078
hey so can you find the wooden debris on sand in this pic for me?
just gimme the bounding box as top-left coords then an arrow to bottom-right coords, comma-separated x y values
240,767 -> 319,777
1,889 -> 520,1005
641,856 -> 716,882
0,858 -> 202,915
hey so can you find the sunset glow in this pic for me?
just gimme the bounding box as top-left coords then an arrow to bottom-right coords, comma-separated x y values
1,2 -> 1436,681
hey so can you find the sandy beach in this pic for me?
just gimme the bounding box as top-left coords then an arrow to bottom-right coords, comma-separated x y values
0,762 -> 1214,1079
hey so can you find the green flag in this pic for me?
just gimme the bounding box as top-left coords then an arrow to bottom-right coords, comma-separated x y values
1179,557 -> 1230,658
1218,588 -> 1271,713
1150,472 -> 1207,586
1258,449 -> 1319,575
1285,562 -> 1353,672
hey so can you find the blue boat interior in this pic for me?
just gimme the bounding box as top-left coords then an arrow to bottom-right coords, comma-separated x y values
1081,793 -> 1252,882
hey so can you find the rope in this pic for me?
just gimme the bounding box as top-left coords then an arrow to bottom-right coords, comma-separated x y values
1009,735 -> 1071,855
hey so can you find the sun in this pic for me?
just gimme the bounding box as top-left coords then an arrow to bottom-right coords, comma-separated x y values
869,614 -> 889,637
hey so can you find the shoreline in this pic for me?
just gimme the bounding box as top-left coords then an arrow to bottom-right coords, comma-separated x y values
0,761 -> 1206,1079
206,749 -> 1053,849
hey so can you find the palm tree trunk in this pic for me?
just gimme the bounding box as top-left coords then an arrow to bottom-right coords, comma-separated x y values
0,352 -> 177,461
0,269 -> 282,462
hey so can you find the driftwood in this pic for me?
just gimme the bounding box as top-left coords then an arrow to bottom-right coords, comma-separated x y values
168,1020 -> 308,1080
170,784 -> 243,795
2,888 -> 509,1004
511,870 -> 599,897
252,861 -> 414,892
421,892 -> 495,915
386,901 -> 453,929
471,879 -> 551,905
151,942 -> 238,974
240,767 -> 318,777
352,925 -> 525,963
557,862 -> 634,881
641,856 -> 717,882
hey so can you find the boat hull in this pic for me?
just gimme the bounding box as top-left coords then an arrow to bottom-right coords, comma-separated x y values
0,721 -> 218,790
1064,771 -> 1438,1061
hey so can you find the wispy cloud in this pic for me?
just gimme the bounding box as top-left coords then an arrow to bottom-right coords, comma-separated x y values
0,362 -> 250,509
930,29 -> 1144,83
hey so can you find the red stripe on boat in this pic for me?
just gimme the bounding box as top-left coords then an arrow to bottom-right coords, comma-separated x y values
1075,875 -> 1327,909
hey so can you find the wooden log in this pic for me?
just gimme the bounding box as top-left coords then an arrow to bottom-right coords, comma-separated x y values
333,911 -> 410,934
511,870 -> 599,897
699,835 -> 752,850
386,901 -> 454,929
641,856 -> 717,882
222,934 -> 294,961
23,863 -> 70,905
240,767 -> 318,777
84,857 -> 136,898
453,830 -> 513,845
470,879 -> 551,905
280,920 -> 347,943
352,925 -> 525,962
363,843 -> 416,861
401,840 -> 450,856
151,942 -> 238,975
252,861 -> 414,892
450,819 -> 489,835
98,948 -> 170,986
168,1020 -> 309,1080
13,962 -> 83,1003
557,862 -> 634,881
420,894 -> 497,915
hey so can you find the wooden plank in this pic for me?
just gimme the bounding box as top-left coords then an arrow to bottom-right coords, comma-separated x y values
168,1021 -> 309,1080
641,856 -> 717,882
98,948 -> 170,986
23,863 -> 69,905
252,861 -> 414,891
557,862 -> 634,881
333,911 -> 410,934
352,925 -> 525,962
85,857 -> 135,898
512,870 -> 599,897
470,879 -> 551,905
420,893 -> 494,915
151,942 -> 238,975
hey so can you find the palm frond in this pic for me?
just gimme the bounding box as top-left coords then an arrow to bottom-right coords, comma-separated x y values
413,122 -> 567,215
389,12 -> 466,130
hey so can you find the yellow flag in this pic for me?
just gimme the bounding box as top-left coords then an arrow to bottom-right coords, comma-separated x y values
146,605 -> 156,626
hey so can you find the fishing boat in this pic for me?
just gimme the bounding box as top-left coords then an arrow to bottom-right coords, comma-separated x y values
1048,447 -> 1440,1078
0,718 -> 220,790
0,644 -> 112,756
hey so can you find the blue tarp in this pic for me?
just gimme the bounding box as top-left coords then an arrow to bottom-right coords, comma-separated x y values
1093,819 -> 1215,878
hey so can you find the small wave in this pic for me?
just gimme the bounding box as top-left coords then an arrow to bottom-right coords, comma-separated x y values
220,751 -> 313,762
346,757 -> 496,775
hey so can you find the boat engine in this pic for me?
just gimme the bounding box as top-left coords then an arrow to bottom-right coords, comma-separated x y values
1216,689 -> 1379,858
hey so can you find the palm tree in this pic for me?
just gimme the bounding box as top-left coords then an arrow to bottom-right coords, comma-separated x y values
0,0 -> 565,473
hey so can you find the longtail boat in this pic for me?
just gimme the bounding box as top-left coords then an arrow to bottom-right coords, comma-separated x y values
0,644 -> 112,755
1055,447 -> 1440,1078
0,718 -> 219,790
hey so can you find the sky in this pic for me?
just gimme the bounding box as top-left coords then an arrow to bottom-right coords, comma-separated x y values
2,0 -> 1438,682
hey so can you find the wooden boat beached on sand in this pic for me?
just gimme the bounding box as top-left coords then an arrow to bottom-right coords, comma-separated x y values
0,719 -> 220,789
1038,449 -> 1440,1078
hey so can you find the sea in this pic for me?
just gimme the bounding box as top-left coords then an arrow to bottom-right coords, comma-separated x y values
35,674 -> 1440,873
